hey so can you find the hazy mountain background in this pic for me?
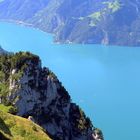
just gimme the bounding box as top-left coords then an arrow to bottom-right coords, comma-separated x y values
0,0 -> 140,46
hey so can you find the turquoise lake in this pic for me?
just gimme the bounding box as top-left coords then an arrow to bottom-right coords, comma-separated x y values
0,22 -> 140,140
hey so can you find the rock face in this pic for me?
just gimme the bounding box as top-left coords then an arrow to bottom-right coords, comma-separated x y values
0,0 -> 140,46
0,52 -> 104,140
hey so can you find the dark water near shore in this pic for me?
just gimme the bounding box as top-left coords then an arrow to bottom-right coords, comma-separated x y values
0,22 -> 140,140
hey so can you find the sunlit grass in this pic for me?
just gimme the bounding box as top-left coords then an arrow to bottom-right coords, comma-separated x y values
0,111 -> 51,140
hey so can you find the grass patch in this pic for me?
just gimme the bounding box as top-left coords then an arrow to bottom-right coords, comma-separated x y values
103,0 -> 121,13
0,111 -> 51,140
0,104 -> 12,113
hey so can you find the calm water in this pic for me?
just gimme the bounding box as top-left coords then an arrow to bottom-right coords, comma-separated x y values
0,22 -> 140,140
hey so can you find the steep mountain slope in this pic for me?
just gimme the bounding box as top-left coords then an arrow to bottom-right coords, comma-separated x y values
0,0 -> 140,46
28,0 -> 140,46
0,51 -> 103,140
0,0 -> 50,20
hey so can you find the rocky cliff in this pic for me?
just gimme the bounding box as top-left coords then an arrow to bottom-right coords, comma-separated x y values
0,0 -> 140,46
0,51 -> 103,140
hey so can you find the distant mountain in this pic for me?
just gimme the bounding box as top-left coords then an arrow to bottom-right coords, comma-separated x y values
0,0 -> 50,20
0,46 -> 9,54
0,0 -> 140,46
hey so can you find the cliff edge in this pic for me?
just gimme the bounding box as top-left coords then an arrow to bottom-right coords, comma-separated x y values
0,51 -> 104,140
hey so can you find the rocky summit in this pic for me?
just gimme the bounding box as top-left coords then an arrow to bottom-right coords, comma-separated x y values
0,0 -> 140,46
0,51 -> 103,140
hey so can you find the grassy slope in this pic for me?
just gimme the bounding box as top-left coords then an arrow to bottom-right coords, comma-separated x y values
0,105 -> 13,113
0,109 -> 51,140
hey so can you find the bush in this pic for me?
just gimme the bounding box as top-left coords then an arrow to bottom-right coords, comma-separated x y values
8,106 -> 17,115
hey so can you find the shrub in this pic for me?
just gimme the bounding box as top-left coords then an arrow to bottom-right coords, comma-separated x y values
8,106 -> 17,115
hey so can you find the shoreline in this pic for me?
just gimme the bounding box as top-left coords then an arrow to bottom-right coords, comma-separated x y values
0,19 -> 137,48
0,19 -> 77,46
0,19 -> 54,36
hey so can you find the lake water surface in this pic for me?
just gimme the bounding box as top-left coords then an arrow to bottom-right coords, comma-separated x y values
0,22 -> 140,140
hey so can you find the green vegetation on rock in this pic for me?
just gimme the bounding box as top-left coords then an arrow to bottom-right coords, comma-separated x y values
0,52 -> 41,114
103,0 -> 121,13
88,12 -> 102,27
88,12 -> 102,21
